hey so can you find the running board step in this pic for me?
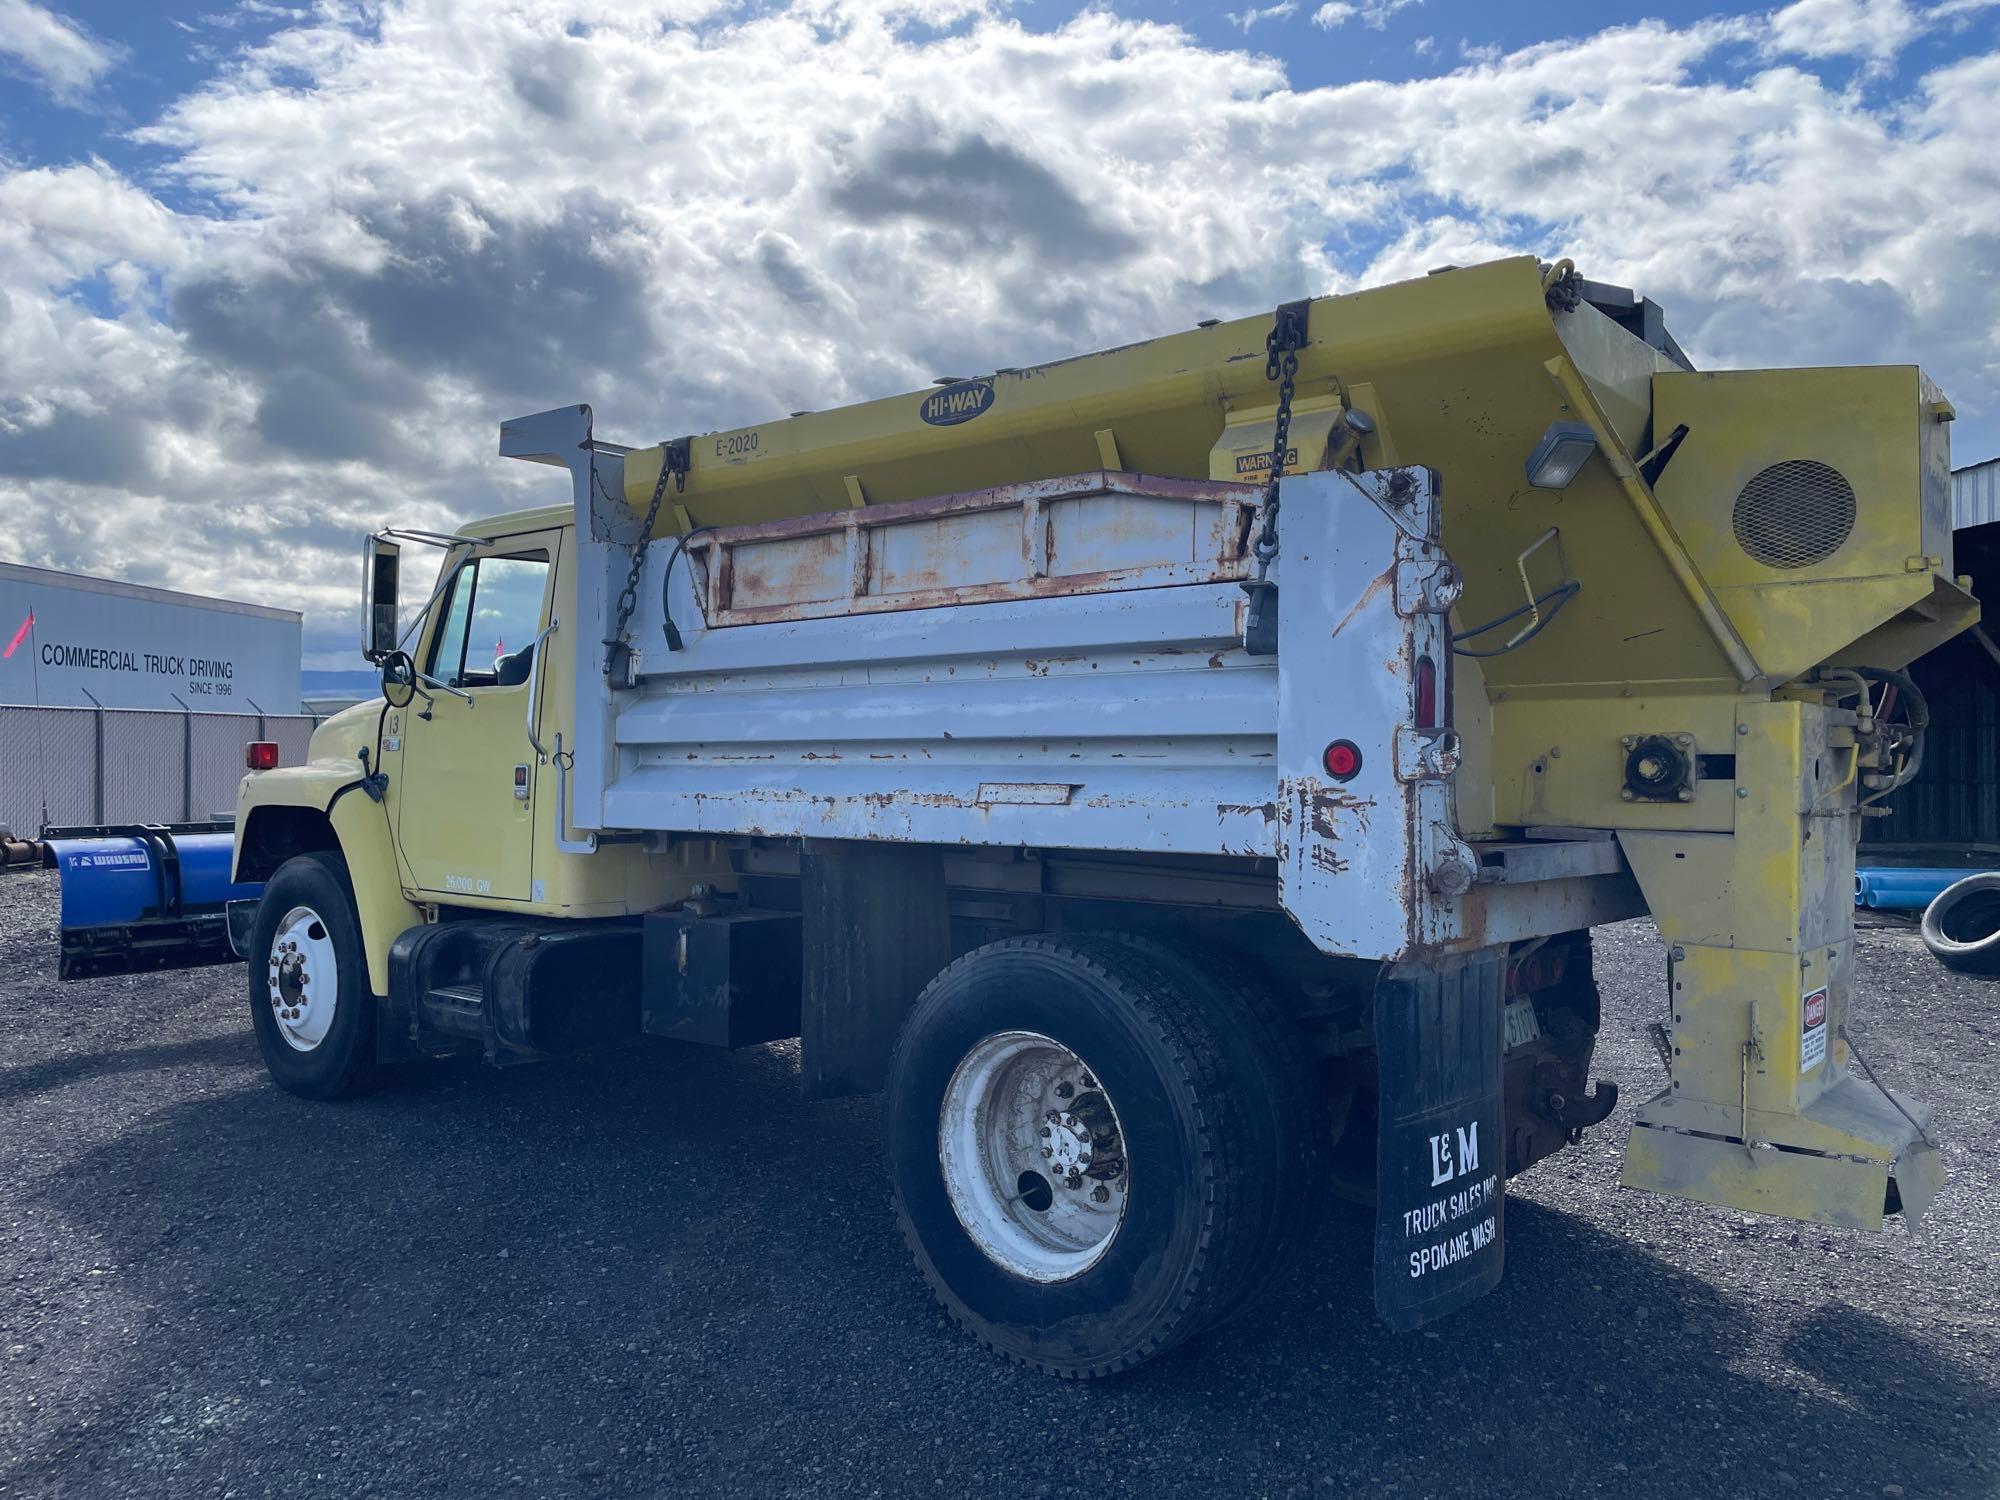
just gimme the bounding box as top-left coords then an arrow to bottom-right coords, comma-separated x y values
424,983 -> 484,1040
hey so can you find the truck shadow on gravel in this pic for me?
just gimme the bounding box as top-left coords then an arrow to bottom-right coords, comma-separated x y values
0,1033 -> 247,1104
12,1027 -> 1998,1500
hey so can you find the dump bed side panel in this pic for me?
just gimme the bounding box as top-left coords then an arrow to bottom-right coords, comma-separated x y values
601,469 -> 1488,963
610,579 -> 1278,857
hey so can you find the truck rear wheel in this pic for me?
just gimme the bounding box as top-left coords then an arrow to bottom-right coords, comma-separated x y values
885,934 -> 1316,1377
247,851 -> 377,1100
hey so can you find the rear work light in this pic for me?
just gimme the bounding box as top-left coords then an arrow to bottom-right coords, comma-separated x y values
245,741 -> 280,771
1524,420 -> 1597,490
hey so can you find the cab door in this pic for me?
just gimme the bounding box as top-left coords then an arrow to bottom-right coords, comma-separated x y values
396,531 -> 559,903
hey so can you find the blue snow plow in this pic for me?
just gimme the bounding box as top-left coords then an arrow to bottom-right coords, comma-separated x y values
42,823 -> 263,980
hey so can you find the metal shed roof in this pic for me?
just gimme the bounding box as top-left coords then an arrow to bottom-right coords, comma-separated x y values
0,560 -> 302,623
1957,456 -> 2000,531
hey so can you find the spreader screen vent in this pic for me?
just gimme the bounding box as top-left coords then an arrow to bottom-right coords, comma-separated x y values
1731,460 -> 1856,569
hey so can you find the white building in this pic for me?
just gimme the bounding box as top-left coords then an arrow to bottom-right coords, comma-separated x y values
0,562 -> 301,713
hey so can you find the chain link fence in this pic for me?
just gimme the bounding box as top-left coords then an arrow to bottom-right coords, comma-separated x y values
0,704 -> 323,836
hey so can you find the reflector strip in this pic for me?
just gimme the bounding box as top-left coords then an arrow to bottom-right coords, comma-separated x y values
2,611 -> 32,660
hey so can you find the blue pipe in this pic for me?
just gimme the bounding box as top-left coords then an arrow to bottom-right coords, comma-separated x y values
1855,866 -> 1998,910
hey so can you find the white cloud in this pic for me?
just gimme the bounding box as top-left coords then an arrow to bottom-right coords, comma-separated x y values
1767,0 -> 2000,67
1230,2 -> 1296,32
0,0 -> 122,104
1313,0 -> 1420,27
0,0 -> 1997,669
1768,0 -> 1923,61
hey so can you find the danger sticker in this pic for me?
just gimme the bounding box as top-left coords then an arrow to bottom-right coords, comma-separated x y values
1800,986 -> 1828,1073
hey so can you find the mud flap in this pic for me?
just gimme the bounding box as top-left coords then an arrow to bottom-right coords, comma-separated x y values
1373,947 -> 1507,1331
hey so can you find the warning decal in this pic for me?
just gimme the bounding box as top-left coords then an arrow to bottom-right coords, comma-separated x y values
1233,447 -> 1298,478
1801,985 -> 1828,1073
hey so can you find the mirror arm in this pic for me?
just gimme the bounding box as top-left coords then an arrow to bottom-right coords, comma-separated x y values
414,669 -> 474,705
392,540 -> 481,653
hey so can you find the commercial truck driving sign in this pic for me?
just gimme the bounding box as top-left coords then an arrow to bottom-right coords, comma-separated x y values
0,562 -> 301,712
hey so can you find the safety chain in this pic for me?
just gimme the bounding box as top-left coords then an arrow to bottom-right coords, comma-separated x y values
1243,300 -> 1310,655
603,439 -> 689,678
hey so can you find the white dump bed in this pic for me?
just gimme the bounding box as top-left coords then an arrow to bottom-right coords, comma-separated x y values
496,406 -> 1633,964
614,472 -> 1270,853
605,466 -> 1489,960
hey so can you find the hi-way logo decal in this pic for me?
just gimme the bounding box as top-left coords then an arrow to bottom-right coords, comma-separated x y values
3,611 -> 32,660
919,378 -> 994,427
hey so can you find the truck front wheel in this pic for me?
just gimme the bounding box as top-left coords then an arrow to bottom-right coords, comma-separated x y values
885,934 -> 1316,1377
247,851 -> 377,1100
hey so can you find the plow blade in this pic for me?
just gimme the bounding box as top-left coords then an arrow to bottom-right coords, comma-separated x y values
43,824 -> 262,981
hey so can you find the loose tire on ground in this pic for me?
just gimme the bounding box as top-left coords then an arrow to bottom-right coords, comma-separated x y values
247,851 -> 378,1099
1922,873 -> 2000,978
884,933 -> 1319,1377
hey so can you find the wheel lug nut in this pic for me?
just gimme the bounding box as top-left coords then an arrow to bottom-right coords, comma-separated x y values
1092,1185 -> 1110,1203
1040,1126 -> 1050,1137
1055,1081 -> 1073,1099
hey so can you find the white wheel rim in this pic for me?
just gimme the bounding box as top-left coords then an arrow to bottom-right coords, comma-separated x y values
267,905 -> 338,1053
938,1030 -> 1129,1283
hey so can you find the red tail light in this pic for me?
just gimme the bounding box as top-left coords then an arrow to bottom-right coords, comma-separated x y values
245,741 -> 280,771
1414,654 -> 1438,729
1322,739 -> 1362,781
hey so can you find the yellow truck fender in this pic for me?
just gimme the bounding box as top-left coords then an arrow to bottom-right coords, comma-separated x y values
235,762 -> 424,997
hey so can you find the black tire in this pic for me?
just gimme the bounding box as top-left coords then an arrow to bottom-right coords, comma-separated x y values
1922,873 -> 2000,978
247,851 -> 378,1099
885,933 -> 1311,1377
1095,933 -> 1325,1332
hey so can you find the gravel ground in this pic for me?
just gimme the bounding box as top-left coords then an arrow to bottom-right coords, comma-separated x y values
1,866 -> 1996,1500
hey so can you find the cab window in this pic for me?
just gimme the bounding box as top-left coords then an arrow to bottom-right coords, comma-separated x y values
425,551 -> 551,689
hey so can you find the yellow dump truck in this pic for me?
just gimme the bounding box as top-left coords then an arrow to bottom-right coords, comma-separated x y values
217,256 -> 1965,1374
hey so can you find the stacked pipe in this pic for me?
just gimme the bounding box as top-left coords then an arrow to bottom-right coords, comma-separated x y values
1855,867 -> 1998,911
0,825 -> 44,867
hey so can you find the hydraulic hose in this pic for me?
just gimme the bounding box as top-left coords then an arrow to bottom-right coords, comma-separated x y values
1854,666 -> 1928,806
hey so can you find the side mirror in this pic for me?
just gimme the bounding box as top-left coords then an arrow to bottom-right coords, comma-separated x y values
380,650 -> 417,709
362,536 -> 401,662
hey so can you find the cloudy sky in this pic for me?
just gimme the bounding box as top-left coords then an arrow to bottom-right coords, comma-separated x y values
2,0 -> 1997,674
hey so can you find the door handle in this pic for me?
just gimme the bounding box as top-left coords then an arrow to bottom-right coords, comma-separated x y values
526,618 -> 560,760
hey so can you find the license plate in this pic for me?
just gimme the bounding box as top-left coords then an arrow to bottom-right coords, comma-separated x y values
1503,998 -> 1542,1051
